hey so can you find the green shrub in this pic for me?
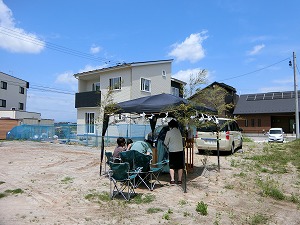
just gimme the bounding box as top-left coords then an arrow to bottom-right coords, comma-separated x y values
196,201 -> 208,215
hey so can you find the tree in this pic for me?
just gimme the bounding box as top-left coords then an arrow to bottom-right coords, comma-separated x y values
184,69 -> 207,98
192,85 -> 234,117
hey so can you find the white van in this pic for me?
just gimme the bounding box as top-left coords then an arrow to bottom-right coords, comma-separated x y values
195,118 -> 243,154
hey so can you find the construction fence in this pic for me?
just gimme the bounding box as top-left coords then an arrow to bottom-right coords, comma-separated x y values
6,123 -> 152,147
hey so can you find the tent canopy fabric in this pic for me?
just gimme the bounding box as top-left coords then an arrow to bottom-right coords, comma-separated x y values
100,93 -> 216,175
116,93 -> 188,114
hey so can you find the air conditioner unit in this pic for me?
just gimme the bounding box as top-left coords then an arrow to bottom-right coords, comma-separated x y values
11,108 -> 16,110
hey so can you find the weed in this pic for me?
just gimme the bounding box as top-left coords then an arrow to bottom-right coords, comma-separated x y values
243,136 -> 254,142
85,191 -> 110,202
233,172 -> 247,178
162,213 -> 170,220
61,176 -> 74,184
162,208 -> 173,220
183,211 -> 190,217
196,201 -> 208,215
5,188 -> 24,194
248,213 -> 268,225
224,184 -> 234,189
0,193 -> 6,198
256,178 -> 285,200
0,181 -> 5,185
146,207 -> 163,214
130,193 -> 155,204
178,199 -> 188,206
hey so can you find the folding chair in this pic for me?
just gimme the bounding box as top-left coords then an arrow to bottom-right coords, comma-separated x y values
104,151 -> 113,174
108,162 -> 141,201
147,159 -> 169,191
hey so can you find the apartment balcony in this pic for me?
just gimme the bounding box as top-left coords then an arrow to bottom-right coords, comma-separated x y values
75,91 -> 101,108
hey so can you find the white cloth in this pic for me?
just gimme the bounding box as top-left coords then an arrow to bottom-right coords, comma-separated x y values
164,128 -> 183,152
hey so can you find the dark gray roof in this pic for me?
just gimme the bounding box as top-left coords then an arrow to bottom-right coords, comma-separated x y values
233,91 -> 300,114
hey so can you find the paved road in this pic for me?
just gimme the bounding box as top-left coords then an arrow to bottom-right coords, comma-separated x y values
244,133 -> 296,143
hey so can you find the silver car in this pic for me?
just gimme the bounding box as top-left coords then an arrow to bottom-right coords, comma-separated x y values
195,118 -> 243,154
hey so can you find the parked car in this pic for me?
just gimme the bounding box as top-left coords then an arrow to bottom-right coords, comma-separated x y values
195,118 -> 243,154
268,128 -> 284,143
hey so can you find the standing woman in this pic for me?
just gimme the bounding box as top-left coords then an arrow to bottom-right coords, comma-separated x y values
164,119 -> 184,185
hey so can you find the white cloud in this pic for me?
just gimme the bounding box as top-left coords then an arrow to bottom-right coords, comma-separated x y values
259,86 -> 293,93
0,0 -> 45,53
168,31 -> 208,63
90,44 -> 101,54
78,64 -> 106,73
247,44 -> 265,56
173,68 -> 210,84
55,64 -> 107,91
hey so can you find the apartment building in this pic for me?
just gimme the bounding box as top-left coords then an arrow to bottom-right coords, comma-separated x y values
0,72 -> 29,111
74,59 -> 185,134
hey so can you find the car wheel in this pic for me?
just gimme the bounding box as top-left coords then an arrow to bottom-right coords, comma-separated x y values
231,144 -> 235,154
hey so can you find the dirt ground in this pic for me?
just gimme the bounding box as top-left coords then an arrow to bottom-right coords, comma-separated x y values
0,140 -> 299,225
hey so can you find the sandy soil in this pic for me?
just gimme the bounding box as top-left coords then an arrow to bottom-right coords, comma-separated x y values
0,140 -> 299,225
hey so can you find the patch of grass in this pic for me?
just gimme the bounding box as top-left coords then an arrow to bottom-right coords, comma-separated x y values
130,193 -> 155,204
248,213 -> 269,225
61,176 -> 74,184
85,191 -> 110,202
183,211 -> 190,217
0,181 -> 5,185
178,199 -> 188,206
146,207 -> 163,214
233,172 -> 247,178
0,188 -> 24,198
0,193 -> 6,198
243,136 -> 254,142
256,178 -> 285,200
245,140 -> 300,174
162,208 -> 173,220
224,184 -> 234,189
5,188 -> 24,194
196,201 -> 208,215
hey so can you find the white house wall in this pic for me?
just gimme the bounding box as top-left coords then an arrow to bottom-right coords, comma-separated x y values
0,72 -> 27,110
131,62 -> 171,99
99,68 -> 131,103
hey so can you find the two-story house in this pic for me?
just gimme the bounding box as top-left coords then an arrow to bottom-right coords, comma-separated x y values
74,59 -> 186,135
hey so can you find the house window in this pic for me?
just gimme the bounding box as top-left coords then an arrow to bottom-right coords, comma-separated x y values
251,119 -> 255,127
19,86 -> 25,94
92,82 -> 100,91
19,102 -> 24,110
162,70 -> 166,77
85,112 -> 95,133
171,87 -> 179,97
258,119 -> 261,127
0,99 -> 6,107
1,81 -> 7,89
109,77 -> 121,90
245,119 -> 248,127
141,78 -> 151,92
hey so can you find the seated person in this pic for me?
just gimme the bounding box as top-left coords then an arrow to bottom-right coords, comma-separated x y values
113,137 -> 127,162
126,139 -> 133,150
129,140 -> 153,155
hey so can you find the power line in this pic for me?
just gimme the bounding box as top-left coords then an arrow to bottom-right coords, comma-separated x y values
218,57 -> 291,82
0,25 -> 121,65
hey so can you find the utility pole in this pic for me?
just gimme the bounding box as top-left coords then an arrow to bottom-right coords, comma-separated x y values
293,52 -> 299,139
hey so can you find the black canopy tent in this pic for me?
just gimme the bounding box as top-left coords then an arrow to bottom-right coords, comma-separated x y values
99,93 -> 216,191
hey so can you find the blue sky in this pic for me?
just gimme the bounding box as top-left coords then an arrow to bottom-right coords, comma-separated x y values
0,0 -> 299,122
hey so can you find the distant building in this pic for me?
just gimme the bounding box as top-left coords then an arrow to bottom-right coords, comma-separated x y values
233,91 -> 299,133
73,59 -> 186,135
189,81 -> 238,117
0,72 -> 54,139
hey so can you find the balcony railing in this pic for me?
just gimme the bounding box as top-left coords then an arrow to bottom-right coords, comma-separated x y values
75,91 -> 101,108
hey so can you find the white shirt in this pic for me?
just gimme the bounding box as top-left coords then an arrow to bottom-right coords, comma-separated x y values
164,127 -> 183,152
